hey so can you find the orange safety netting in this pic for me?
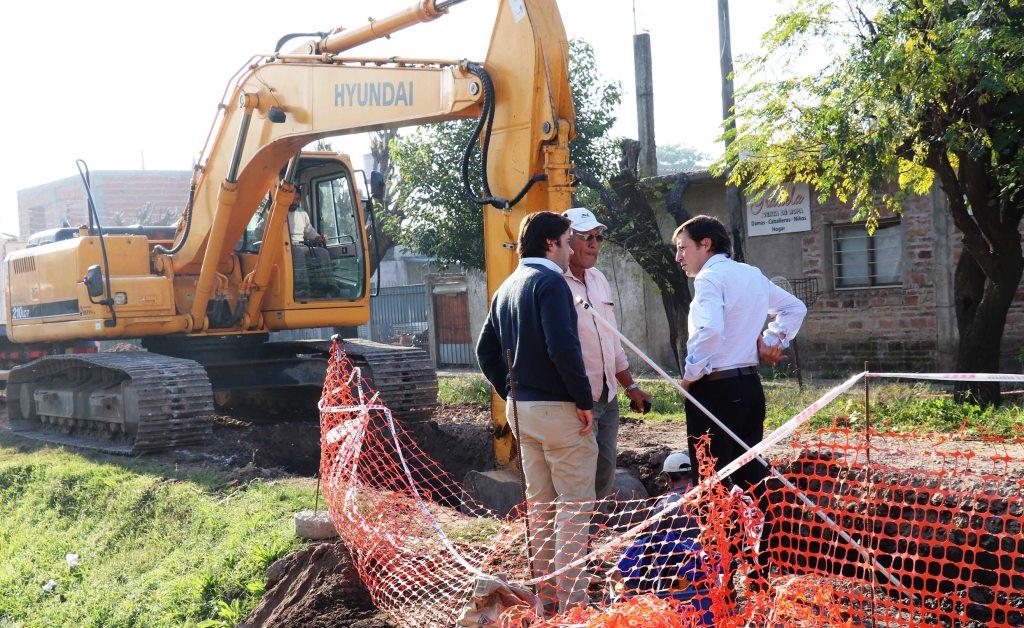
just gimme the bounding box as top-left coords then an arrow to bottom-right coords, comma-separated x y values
318,341 -> 1024,626
770,427 -> 1024,626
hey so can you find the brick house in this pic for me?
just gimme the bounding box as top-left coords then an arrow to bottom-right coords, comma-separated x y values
16,170 -> 191,238
679,173 -> 1024,373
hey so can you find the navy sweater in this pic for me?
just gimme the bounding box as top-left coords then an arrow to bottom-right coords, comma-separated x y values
475,263 -> 594,410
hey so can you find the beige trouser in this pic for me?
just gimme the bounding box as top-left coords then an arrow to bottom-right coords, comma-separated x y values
507,400 -> 598,612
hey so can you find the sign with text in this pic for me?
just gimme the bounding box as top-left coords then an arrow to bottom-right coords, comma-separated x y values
746,182 -> 811,236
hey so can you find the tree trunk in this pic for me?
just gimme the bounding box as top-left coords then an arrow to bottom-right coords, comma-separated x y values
368,129 -> 399,278
575,143 -> 692,373
953,246 -> 1023,405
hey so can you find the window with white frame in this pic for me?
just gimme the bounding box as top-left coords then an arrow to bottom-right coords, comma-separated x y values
832,221 -> 902,289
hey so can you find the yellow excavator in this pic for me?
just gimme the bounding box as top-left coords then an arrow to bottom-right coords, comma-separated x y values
3,0 -> 574,462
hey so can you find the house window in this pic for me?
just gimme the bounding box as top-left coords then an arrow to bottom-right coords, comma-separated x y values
832,221 -> 902,289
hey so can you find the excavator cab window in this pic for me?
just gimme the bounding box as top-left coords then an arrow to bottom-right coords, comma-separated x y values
290,171 -> 364,302
239,194 -> 272,253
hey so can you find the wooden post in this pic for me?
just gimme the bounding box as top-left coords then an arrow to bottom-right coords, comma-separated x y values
717,0 -> 745,262
634,33 -> 657,178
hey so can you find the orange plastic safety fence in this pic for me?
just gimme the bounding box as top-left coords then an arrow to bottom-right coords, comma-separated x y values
319,343 -> 1022,626
769,427 -> 1024,626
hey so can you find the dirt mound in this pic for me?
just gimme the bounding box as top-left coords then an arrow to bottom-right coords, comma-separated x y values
407,403 -> 494,483
186,402 -> 493,481
204,418 -> 322,476
241,541 -> 393,627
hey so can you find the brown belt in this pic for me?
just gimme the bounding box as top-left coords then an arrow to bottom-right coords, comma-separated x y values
702,366 -> 759,382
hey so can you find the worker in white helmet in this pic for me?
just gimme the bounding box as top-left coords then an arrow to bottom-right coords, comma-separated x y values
612,452 -> 712,622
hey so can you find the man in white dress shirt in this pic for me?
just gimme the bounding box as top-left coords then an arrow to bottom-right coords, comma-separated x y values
673,215 -> 806,491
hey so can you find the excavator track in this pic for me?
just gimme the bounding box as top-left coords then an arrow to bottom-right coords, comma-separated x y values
6,352 -> 213,455
343,338 -> 438,422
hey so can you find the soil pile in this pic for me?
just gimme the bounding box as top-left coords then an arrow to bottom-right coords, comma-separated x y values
240,542 -> 393,628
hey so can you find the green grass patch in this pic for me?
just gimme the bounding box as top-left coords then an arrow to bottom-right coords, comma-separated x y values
438,374 -> 491,407
437,374 -> 1024,437
0,436 -> 317,627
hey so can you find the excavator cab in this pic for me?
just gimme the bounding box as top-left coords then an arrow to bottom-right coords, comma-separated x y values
239,152 -> 367,305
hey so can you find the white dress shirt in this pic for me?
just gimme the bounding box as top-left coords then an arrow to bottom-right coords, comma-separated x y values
684,254 -> 807,382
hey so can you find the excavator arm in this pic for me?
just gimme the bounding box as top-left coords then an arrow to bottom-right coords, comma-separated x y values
5,0 -> 574,463
167,0 -> 575,338
166,0 -> 575,465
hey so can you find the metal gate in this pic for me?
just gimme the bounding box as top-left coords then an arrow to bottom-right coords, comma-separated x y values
431,286 -> 474,367
369,284 -> 430,352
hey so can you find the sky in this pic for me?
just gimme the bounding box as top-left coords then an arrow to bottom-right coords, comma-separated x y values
0,0 -> 784,236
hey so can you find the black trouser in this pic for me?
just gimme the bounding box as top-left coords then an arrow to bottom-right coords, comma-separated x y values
685,372 -> 773,586
684,372 -> 768,491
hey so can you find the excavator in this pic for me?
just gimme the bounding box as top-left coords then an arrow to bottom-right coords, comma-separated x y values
3,0 -> 574,464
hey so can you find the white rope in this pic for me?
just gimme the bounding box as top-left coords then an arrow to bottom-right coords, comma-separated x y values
870,372 -> 1024,382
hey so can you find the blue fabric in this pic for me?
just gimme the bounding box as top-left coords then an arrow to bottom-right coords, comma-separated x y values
617,529 -> 716,625
617,530 -> 707,591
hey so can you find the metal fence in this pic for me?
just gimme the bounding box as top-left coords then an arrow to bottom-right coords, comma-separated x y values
369,284 -> 431,352
366,281 -> 476,368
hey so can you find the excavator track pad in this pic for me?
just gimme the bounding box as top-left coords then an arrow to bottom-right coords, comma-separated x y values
343,338 -> 438,422
7,352 -> 213,455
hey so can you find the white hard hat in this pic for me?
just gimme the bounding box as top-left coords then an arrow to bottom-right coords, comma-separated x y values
563,207 -> 607,232
662,452 -> 692,474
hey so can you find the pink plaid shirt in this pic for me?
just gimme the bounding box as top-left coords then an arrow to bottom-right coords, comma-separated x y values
563,267 -> 630,402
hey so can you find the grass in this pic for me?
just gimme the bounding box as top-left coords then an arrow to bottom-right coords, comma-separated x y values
439,374 -> 1024,438
438,375 -> 491,407
0,436 -> 318,627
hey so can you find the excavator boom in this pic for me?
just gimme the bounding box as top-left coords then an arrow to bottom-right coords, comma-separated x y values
4,0 -> 575,460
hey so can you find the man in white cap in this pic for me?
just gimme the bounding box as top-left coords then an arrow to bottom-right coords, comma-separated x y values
562,207 -> 652,499
655,452 -> 696,525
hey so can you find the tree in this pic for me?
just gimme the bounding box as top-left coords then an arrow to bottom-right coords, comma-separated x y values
576,141 -> 694,372
657,143 -> 711,175
388,39 -> 622,269
719,0 -> 1024,404
366,129 -> 399,278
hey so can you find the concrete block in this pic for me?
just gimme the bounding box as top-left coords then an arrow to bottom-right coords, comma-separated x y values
596,470 -> 651,532
462,468 -> 524,518
462,467 -> 650,521
294,510 -> 338,540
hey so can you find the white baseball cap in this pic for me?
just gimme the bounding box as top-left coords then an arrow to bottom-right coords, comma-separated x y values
662,452 -> 692,474
563,207 -> 607,232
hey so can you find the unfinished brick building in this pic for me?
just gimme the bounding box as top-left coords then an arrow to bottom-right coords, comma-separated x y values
16,170 -> 191,238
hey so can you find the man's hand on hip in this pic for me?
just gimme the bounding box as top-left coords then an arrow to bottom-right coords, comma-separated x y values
575,408 -> 594,435
757,335 -> 787,365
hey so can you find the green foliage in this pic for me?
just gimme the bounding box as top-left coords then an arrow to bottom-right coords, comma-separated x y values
657,144 -> 711,175
718,0 -> 1024,229
438,374 -> 492,407
0,439 -> 313,627
608,378 -> 1024,438
389,39 -> 622,270
617,379 -> 687,422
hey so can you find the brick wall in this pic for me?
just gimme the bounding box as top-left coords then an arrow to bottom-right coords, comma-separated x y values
796,189 -> 1024,374
16,171 -> 190,238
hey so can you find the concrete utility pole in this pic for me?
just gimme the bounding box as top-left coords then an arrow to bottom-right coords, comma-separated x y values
717,0 -> 745,262
634,32 -> 657,178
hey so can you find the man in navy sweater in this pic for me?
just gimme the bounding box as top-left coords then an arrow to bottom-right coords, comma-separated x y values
476,211 -> 596,612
